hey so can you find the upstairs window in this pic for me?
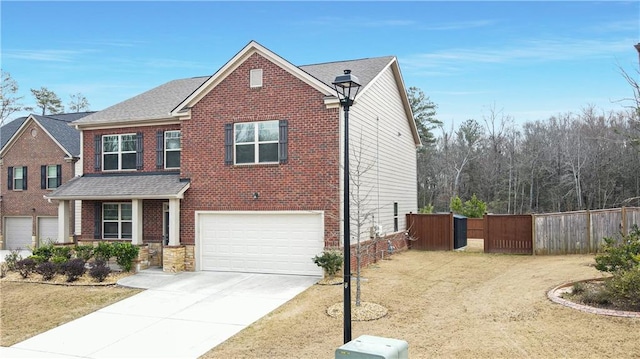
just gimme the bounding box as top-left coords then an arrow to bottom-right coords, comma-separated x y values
41,165 -> 62,189
164,131 -> 181,169
103,134 -> 137,171
8,166 -> 27,190
234,120 -> 279,164
103,203 -> 132,239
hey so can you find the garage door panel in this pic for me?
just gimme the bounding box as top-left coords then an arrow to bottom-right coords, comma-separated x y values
6,217 -> 33,250
199,212 -> 323,275
38,217 -> 58,244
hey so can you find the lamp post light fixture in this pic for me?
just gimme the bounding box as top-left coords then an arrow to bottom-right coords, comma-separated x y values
332,69 -> 361,344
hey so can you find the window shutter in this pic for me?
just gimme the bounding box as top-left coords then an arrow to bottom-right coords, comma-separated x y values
94,135 -> 102,171
23,167 -> 27,190
156,130 -> 164,169
94,202 -> 102,239
56,165 -> 62,187
7,166 -> 13,190
136,132 -> 144,170
279,120 -> 288,164
224,123 -> 233,165
41,165 -> 47,189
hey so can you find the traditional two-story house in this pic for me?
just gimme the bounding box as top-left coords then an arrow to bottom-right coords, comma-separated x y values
0,112 -> 93,250
46,41 -> 420,275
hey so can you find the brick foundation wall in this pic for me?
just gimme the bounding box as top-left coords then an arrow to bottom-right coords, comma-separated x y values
346,232 -> 409,270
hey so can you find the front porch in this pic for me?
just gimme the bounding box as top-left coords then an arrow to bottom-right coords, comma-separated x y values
44,173 -> 191,272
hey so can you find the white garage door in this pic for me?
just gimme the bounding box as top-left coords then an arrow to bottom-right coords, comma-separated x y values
38,217 -> 58,244
198,211 -> 324,276
5,217 -> 33,250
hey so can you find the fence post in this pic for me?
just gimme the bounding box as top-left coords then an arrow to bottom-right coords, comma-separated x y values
483,213 -> 488,253
449,212 -> 454,251
531,213 -> 536,255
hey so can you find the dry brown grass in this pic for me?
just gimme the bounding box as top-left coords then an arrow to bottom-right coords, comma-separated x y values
205,248 -> 640,358
0,274 -> 141,346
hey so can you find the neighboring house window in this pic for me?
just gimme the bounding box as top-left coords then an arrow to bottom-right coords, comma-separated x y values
98,133 -> 143,171
393,202 -> 399,232
8,166 -> 27,190
234,120 -> 279,164
102,203 -> 132,239
41,165 -> 62,189
164,131 -> 181,169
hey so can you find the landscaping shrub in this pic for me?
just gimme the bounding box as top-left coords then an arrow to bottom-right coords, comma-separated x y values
52,246 -> 73,260
606,266 -> 640,308
94,242 -> 114,262
3,249 -> 23,271
89,259 -> 111,282
51,256 -> 69,274
62,258 -> 86,282
15,258 -> 37,279
73,245 -> 94,261
595,226 -> 640,273
36,261 -> 57,281
112,242 -> 139,272
312,250 -> 343,277
32,244 -> 54,262
29,255 -> 47,264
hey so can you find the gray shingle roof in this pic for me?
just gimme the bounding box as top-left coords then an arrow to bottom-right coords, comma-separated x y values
73,76 -> 210,126
1,112 -> 92,156
300,56 -> 395,90
45,173 -> 190,200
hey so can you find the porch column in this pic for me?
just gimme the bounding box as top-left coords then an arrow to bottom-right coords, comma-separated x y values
57,200 -> 70,244
168,198 -> 180,246
131,199 -> 143,245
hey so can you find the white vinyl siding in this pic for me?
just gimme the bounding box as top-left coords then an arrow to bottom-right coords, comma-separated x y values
340,65 -> 418,244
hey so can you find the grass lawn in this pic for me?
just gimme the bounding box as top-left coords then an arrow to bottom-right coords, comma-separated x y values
2,245 -> 639,358
205,249 -> 640,358
0,277 -> 141,346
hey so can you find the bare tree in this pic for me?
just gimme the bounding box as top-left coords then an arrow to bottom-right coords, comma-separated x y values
1,70 -> 32,125
68,93 -> 90,112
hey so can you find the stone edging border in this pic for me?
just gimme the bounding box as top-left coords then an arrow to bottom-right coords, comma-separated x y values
547,279 -> 640,318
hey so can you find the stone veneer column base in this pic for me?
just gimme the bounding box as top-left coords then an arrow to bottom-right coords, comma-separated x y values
148,243 -> 163,267
163,245 -> 186,273
0,234 -> 4,250
185,245 -> 195,271
135,244 -> 150,272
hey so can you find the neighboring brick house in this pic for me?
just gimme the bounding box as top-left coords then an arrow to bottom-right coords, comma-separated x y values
0,112 -> 93,250
46,41 -> 420,274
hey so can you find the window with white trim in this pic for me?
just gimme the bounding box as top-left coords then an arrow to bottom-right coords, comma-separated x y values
103,203 -> 132,239
164,130 -> 181,169
13,166 -> 25,190
46,165 -> 59,189
234,120 -> 279,164
103,134 -> 136,171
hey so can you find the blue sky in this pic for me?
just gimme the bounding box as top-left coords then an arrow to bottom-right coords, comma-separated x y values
2,1 -> 639,130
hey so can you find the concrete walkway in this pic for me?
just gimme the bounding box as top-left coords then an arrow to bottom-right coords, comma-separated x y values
1,270 -> 320,358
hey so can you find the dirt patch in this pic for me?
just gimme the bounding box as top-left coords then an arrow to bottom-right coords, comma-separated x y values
205,250 -> 640,358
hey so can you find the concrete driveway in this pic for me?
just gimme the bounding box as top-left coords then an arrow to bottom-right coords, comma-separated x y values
1,270 -> 320,358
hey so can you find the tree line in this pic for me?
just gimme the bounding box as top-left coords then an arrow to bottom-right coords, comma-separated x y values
411,87 -> 640,215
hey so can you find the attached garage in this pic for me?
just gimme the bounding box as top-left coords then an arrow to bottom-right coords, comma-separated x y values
5,217 -> 33,250
38,217 -> 58,244
197,211 -> 324,276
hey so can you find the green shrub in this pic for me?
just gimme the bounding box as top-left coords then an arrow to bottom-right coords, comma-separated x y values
606,266 -> 640,308
62,258 -> 86,282
571,281 -> 586,295
112,242 -> 139,272
51,246 -> 72,259
89,259 -> 111,282
28,255 -> 47,264
312,250 -> 343,277
36,261 -> 57,281
74,245 -> 94,261
93,242 -> 114,262
595,226 -> 640,273
3,249 -> 23,271
16,258 -> 37,278
32,243 -> 54,261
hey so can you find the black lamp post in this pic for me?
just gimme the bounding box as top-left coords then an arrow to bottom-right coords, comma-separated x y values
332,69 -> 361,344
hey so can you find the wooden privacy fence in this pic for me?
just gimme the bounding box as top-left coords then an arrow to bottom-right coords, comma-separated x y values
406,207 -> 640,255
534,207 -> 640,254
484,214 -> 533,254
